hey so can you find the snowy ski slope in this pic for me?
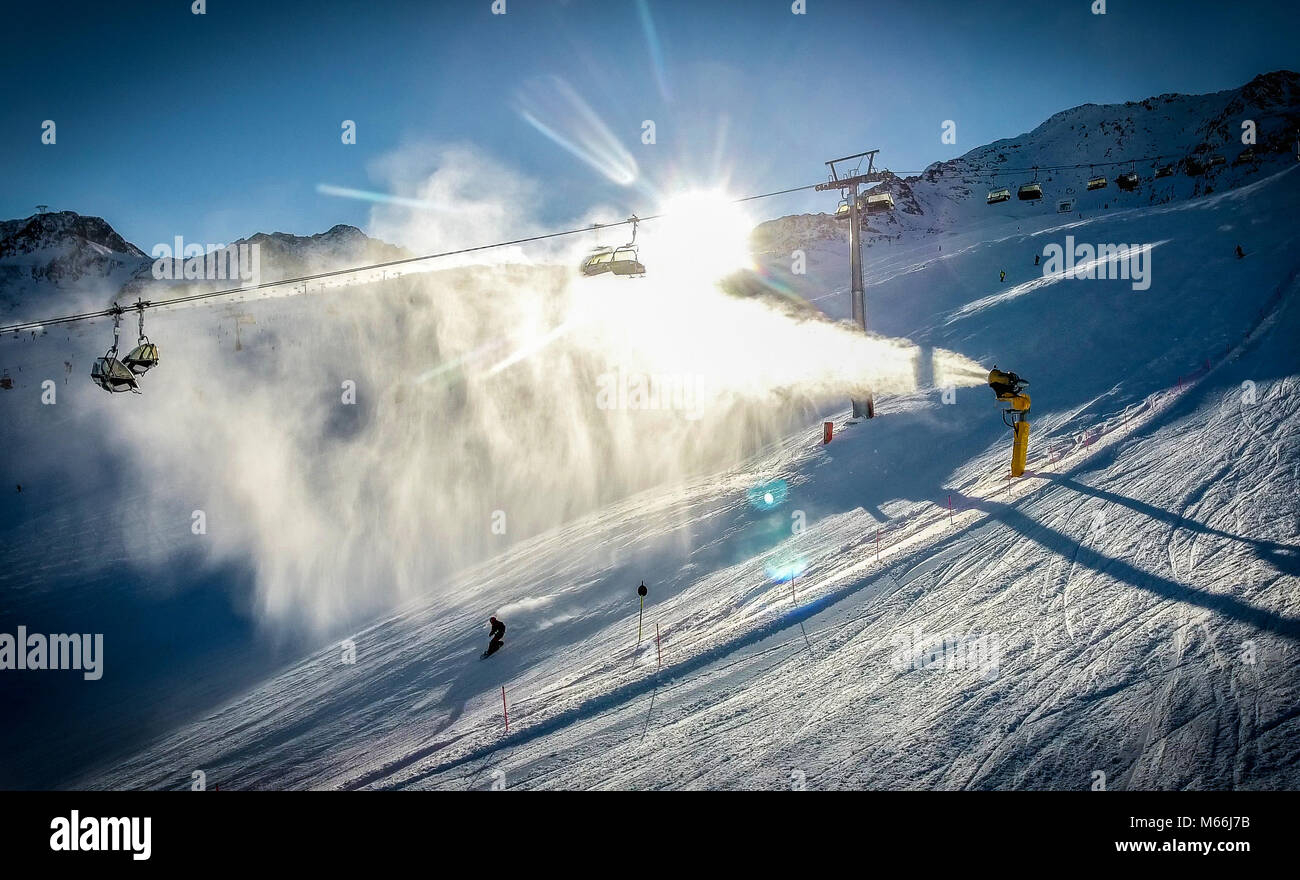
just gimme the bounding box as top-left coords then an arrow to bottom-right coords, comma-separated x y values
49,163 -> 1300,791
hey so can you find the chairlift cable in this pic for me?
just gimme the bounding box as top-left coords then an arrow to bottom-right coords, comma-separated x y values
0,143 -> 1222,336
1,184 -> 824,335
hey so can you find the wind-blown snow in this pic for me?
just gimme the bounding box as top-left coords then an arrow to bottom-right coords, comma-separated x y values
57,161 -> 1300,792
2,74 -> 1298,791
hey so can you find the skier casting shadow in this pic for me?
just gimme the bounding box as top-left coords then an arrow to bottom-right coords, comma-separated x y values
482,616 -> 506,659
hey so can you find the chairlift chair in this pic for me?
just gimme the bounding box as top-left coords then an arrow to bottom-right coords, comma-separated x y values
1017,183 -> 1043,200
582,216 -> 645,277
987,188 -> 1011,205
1057,199 -> 1074,213
834,197 -> 851,220
91,355 -> 139,393
90,306 -> 140,394
122,301 -> 159,375
1086,175 -> 1108,190
1155,163 -> 1174,178
0,369 -> 12,390
1208,154 -> 1226,167
608,246 -> 645,276
861,191 -> 895,214
580,247 -> 615,276
1116,171 -> 1139,191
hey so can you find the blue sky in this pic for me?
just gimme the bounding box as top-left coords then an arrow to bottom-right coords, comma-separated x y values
3,0 -> 1295,250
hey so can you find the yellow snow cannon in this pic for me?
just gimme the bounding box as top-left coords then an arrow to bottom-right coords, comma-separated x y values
987,367 -> 1031,477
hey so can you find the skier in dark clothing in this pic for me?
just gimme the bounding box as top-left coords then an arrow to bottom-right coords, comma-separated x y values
1034,254 -> 1040,266
483,616 -> 506,658
1236,244 -> 1245,259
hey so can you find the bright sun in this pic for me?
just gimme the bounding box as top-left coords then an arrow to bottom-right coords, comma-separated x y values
650,190 -> 754,283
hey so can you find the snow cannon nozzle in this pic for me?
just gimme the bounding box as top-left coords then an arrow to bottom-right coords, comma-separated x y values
988,367 -> 1028,400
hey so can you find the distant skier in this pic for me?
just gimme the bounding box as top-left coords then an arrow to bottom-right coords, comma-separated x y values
1236,244 -> 1246,259
482,616 -> 506,659
1034,254 -> 1040,266
1000,269 -> 1006,283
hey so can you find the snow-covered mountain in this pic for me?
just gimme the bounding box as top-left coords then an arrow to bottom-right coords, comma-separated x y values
0,216 -> 409,322
753,70 -> 1300,254
0,212 -> 149,315
128,224 -> 410,294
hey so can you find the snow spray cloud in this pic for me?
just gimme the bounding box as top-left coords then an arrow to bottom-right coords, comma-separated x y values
364,144 -> 548,265
102,151 -> 987,633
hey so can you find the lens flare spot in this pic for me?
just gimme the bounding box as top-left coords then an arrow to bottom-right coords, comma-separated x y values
747,479 -> 788,510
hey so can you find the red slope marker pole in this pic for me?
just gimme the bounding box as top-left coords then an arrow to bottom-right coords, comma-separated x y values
656,623 -> 661,669
948,495 -> 954,527
502,686 -> 508,733
876,527 -> 880,562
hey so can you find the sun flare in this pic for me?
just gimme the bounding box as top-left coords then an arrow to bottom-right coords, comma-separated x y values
650,190 -> 755,283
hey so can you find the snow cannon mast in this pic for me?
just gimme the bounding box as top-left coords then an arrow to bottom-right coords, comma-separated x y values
988,367 -> 1031,478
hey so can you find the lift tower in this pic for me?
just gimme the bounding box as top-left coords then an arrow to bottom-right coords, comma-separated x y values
817,150 -> 887,419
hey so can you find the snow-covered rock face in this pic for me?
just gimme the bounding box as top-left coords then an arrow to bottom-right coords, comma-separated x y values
0,212 -> 148,297
234,224 -> 408,277
0,215 -> 410,319
754,70 -> 1300,254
